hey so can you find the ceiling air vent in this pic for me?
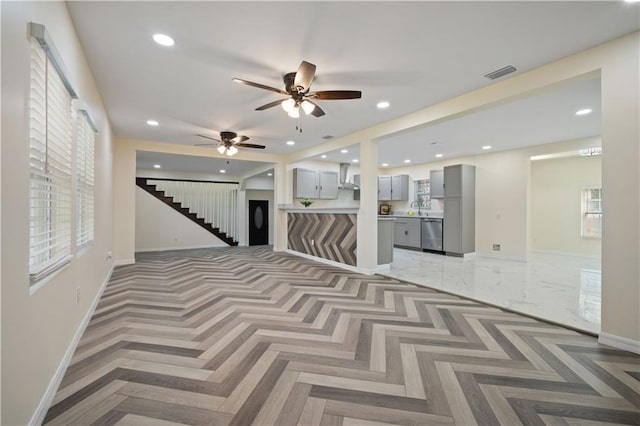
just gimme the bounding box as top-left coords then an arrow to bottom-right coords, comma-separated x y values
321,135 -> 334,140
484,65 -> 517,80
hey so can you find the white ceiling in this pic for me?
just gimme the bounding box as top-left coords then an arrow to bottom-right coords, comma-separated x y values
136,151 -> 270,177
67,1 -> 638,163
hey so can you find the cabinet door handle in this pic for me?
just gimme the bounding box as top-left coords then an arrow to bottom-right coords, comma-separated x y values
320,185 -> 323,190
405,230 -> 408,235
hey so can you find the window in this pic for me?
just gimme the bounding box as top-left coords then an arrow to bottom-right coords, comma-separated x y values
76,109 -> 96,248
29,26 -> 77,283
582,188 -> 602,239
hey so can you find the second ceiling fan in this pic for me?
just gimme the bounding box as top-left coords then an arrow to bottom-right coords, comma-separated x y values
233,61 -> 362,119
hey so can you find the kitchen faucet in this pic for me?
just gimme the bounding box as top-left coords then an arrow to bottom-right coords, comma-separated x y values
410,200 -> 422,216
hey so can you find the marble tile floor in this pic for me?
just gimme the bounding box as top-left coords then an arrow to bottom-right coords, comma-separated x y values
382,249 -> 602,334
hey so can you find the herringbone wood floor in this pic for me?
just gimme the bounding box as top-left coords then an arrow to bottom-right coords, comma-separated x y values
44,247 -> 640,425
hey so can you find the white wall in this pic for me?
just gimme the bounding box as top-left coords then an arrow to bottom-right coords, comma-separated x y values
1,2 -> 114,424
531,155 -> 602,256
135,187 -> 227,251
246,190 -> 275,245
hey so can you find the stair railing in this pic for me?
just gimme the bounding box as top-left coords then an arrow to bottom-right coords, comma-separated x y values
150,179 -> 239,242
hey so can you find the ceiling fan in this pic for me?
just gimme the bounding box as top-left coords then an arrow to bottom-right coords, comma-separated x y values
195,131 -> 265,156
233,61 -> 362,121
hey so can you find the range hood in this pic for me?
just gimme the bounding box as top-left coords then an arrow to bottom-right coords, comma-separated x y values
338,163 -> 358,190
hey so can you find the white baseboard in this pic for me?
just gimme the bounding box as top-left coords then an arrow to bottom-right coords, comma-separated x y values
29,263 -> 115,426
284,249 -> 369,274
476,253 -> 529,262
598,332 -> 640,355
531,249 -> 601,259
113,258 -> 135,266
134,243 -> 226,253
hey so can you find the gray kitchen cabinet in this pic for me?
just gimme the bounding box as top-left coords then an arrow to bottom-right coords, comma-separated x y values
391,175 -> 410,201
443,164 -> 475,255
430,170 -> 444,199
318,171 -> 339,199
378,176 -> 392,201
393,217 -> 421,249
293,168 -> 339,199
379,175 -> 409,201
354,174 -> 409,201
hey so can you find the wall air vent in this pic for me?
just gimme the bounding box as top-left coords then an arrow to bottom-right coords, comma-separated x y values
484,65 -> 517,80
321,135 -> 334,140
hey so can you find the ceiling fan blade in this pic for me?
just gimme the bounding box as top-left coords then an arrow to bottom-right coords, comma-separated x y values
235,143 -> 266,149
197,134 -> 221,142
232,135 -> 250,143
310,90 -> 362,100
294,61 -> 316,91
255,99 -> 286,111
232,78 -> 288,95
308,101 -> 326,117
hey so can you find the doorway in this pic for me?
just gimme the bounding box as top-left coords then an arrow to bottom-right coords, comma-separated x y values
249,200 -> 269,246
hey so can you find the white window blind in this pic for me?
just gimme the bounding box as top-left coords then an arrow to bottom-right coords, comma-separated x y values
76,110 -> 96,247
29,36 -> 74,282
582,188 -> 602,239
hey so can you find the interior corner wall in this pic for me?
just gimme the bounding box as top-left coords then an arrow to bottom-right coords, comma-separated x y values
135,187 -> 227,251
113,139 -> 136,263
1,2 -> 114,425
531,155 -> 602,256
246,190 -> 275,245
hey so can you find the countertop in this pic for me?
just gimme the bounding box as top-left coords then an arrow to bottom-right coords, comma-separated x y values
380,213 -> 443,219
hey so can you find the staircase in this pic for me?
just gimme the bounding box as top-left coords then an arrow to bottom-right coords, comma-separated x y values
136,178 -> 238,246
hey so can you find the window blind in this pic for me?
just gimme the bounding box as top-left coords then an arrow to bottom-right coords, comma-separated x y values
29,37 -> 74,282
76,110 -> 96,248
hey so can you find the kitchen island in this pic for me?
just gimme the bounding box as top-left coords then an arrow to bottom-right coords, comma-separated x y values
279,206 -> 395,268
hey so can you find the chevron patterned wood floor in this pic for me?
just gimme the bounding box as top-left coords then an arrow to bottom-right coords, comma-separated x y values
44,247 -> 640,425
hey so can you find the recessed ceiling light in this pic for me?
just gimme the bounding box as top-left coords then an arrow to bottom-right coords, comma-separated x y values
482,145 -> 492,150
352,159 -> 359,163
153,164 -> 161,169
146,119 -> 159,126
320,154 -> 327,159
267,173 -> 273,176
404,159 -> 411,164
376,101 -> 390,109
286,140 -> 295,146
153,33 -> 174,46
220,169 -> 226,174
340,149 -> 348,154
382,163 -> 389,167
435,154 -> 443,158
575,108 -> 592,116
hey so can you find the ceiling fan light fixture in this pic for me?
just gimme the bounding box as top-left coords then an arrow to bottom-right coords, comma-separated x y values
281,98 -> 296,112
288,107 -> 300,118
301,100 -> 316,115
226,146 -> 238,156
217,145 -> 226,154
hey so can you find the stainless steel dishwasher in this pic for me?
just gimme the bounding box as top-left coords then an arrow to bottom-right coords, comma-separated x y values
421,218 -> 443,251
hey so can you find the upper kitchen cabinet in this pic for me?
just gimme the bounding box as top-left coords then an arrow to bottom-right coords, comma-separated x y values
443,164 -> 474,198
379,175 -> 409,201
391,175 -> 409,200
318,170 -> 339,199
430,170 -> 444,199
293,168 -> 339,199
378,176 -> 392,200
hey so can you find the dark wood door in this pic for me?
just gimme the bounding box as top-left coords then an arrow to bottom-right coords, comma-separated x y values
248,200 -> 269,246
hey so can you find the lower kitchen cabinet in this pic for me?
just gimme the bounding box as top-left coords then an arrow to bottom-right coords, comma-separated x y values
393,217 -> 421,249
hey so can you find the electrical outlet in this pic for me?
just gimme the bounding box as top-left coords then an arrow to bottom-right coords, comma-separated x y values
311,239 -> 315,246
76,287 -> 81,304
492,244 -> 501,251
106,251 -> 113,260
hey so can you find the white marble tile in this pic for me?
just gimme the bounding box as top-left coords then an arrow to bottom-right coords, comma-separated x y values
383,249 -> 601,334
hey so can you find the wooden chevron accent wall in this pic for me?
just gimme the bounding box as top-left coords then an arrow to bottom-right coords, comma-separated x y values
287,213 -> 357,266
